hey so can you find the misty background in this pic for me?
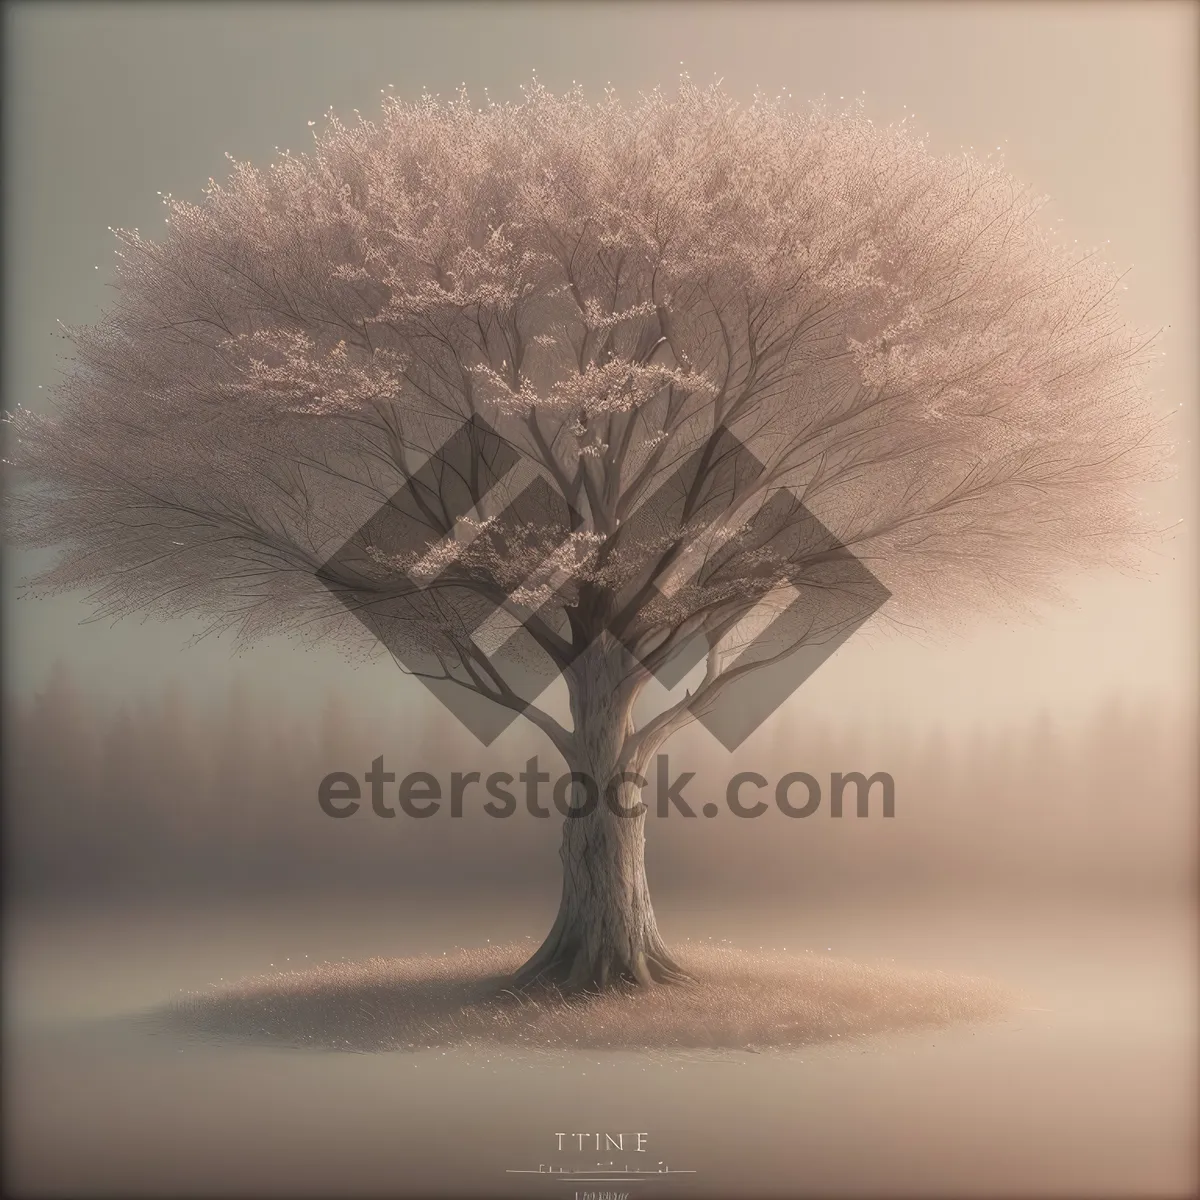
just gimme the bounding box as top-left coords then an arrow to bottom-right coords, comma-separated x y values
5,666 -> 1195,905
4,4 -> 1197,1197
4,0 -> 1195,926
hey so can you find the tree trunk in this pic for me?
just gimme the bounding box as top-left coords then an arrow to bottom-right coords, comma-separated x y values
509,637 -> 692,994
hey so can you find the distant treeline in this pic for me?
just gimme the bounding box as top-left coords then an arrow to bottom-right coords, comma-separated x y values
4,663 -> 1195,902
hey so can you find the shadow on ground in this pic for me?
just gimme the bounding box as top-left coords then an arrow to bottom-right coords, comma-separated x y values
147,941 -> 1014,1054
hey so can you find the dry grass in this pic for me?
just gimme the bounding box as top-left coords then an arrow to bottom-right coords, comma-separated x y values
161,940 -> 1012,1054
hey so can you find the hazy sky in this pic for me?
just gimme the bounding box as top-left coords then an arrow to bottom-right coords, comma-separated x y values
4,1 -> 1196,736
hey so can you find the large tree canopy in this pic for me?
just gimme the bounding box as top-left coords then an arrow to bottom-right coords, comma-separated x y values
5,79 -> 1171,990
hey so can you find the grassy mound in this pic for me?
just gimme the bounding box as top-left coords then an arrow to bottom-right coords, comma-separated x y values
162,940 -> 1012,1053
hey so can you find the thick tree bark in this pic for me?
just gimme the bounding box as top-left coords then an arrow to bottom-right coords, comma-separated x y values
509,638 -> 693,994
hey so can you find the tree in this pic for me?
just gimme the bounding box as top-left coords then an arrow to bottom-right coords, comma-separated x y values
5,80 -> 1171,992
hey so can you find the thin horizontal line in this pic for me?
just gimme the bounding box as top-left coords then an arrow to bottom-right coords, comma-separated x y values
504,1174 -> 649,1183
505,1169 -> 697,1177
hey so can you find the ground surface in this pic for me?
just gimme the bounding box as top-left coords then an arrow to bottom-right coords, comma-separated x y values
162,940 -> 1012,1053
6,895 -> 1195,1197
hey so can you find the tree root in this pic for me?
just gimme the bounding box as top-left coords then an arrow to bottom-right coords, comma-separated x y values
505,939 -> 697,997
